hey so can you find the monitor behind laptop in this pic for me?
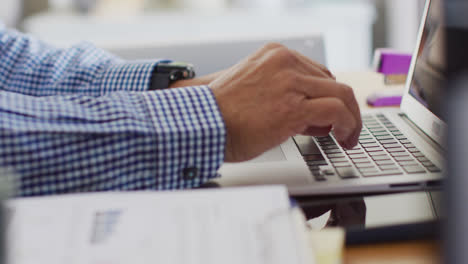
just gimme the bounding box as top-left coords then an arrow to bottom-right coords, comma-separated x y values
108,35 -> 327,76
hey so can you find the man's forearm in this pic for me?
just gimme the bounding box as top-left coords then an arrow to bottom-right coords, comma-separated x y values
0,26 -> 162,96
0,86 -> 226,197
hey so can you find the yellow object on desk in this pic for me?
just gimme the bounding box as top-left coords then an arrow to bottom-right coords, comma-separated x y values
308,228 -> 345,264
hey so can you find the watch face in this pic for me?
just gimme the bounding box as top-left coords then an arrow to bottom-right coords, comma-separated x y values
156,62 -> 196,81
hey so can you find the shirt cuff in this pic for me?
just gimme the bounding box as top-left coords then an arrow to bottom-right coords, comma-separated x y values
142,85 -> 226,189
98,60 -> 167,94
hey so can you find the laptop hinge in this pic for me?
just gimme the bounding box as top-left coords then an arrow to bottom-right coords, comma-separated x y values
398,113 -> 445,155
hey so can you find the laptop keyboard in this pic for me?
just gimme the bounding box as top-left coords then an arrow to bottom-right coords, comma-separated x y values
293,113 -> 441,181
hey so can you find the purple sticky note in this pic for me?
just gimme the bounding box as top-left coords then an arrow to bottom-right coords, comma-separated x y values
374,49 -> 412,75
367,90 -> 403,107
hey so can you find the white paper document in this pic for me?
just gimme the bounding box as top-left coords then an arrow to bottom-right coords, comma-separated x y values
6,186 -> 314,264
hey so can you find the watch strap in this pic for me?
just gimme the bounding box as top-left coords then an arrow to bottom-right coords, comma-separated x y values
150,61 -> 195,90
151,70 -> 171,90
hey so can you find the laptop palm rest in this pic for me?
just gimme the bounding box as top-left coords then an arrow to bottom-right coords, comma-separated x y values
244,146 -> 287,163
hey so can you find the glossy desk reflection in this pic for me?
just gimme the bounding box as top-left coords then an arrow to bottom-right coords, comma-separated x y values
298,191 -> 438,230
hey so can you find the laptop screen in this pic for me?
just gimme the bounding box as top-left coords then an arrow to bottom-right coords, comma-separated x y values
408,0 -> 446,120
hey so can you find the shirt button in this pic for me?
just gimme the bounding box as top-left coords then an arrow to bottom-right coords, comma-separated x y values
183,167 -> 199,180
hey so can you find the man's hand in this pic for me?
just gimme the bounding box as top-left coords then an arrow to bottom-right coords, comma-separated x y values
209,43 -> 362,163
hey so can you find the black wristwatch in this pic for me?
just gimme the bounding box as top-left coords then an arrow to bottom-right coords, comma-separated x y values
150,61 -> 196,90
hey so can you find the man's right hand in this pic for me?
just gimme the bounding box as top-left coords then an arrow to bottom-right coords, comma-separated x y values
210,43 -> 362,163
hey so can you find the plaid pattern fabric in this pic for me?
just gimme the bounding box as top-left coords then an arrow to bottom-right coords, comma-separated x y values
0,26 -> 226,197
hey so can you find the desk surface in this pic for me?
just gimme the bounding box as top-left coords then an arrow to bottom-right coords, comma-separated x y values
335,71 -> 405,111
345,240 -> 440,264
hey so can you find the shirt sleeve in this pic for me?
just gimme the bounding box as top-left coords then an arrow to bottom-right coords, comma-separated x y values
0,25 -> 163,96
0,85 -> 226,197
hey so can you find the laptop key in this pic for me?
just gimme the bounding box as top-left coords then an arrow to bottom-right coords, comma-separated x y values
369,130 -> 387,134
366,125 -> 383,129
402,165 -> 426,174
346,149 -> 365,155
309,165 -> 320,171
383,143 -> 401,149
332,162 -> 352,168
307,160 -> 328,166
365,147 -> 384,152
313,173 -> 326,181
399,139 -> 411,144
322,145 -> 339,150
319,141 -> 336,146
349,154 -> 368,160
416,156 -> 430,162
324,149 -> 342,154
359,140 -> 377,144
380,165 -> 399,171
421,161 -> 435,167
394,156 -> 415,162
347,146 -> 362,150
304,154 -> 326,161
362,170 -> 403,177
353,158 -> 372,164
412,152 -> 425,157
398,161 -> 418,167
315,137 -> 332,142
390,152 -> 410,157
426,166 -> 441,173
403,143 -> 416,148
363,123 -> 379,127
368,127 -> 386,131
319,166 -> 336,176
372,155 -> 391,161
336,167 -> 360,179
375,159 -> 396,166
368,151 -> 387,156
379,139 -> 398,144
362,143 -> 380,148
375,136 -> 394,140
294,136 -> 323,156
358,167 -> 379,173
406,147 -> 419,153
328,153 -> 346,158
355,162 -> 375,168
387,147 -> 405,153
372,132 -> 391,137
330,158 -> 348,163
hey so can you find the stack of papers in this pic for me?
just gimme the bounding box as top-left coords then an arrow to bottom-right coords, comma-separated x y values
6,186 -> 315,264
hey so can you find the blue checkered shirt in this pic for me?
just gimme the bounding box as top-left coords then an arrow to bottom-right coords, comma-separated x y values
0,25 -> 226,197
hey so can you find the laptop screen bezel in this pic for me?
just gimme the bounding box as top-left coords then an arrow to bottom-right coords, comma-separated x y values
400,0 -> 447,147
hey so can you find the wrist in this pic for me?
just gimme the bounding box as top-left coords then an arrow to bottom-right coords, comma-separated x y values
169,70 -> 227,89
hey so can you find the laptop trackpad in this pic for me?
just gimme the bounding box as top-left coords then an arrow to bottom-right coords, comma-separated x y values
245,147 -> 287,163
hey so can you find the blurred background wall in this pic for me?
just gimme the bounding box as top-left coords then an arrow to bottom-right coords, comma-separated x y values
0,0 -> 426,71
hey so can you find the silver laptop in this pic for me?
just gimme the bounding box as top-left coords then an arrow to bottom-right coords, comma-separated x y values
215,0 -> 446,196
